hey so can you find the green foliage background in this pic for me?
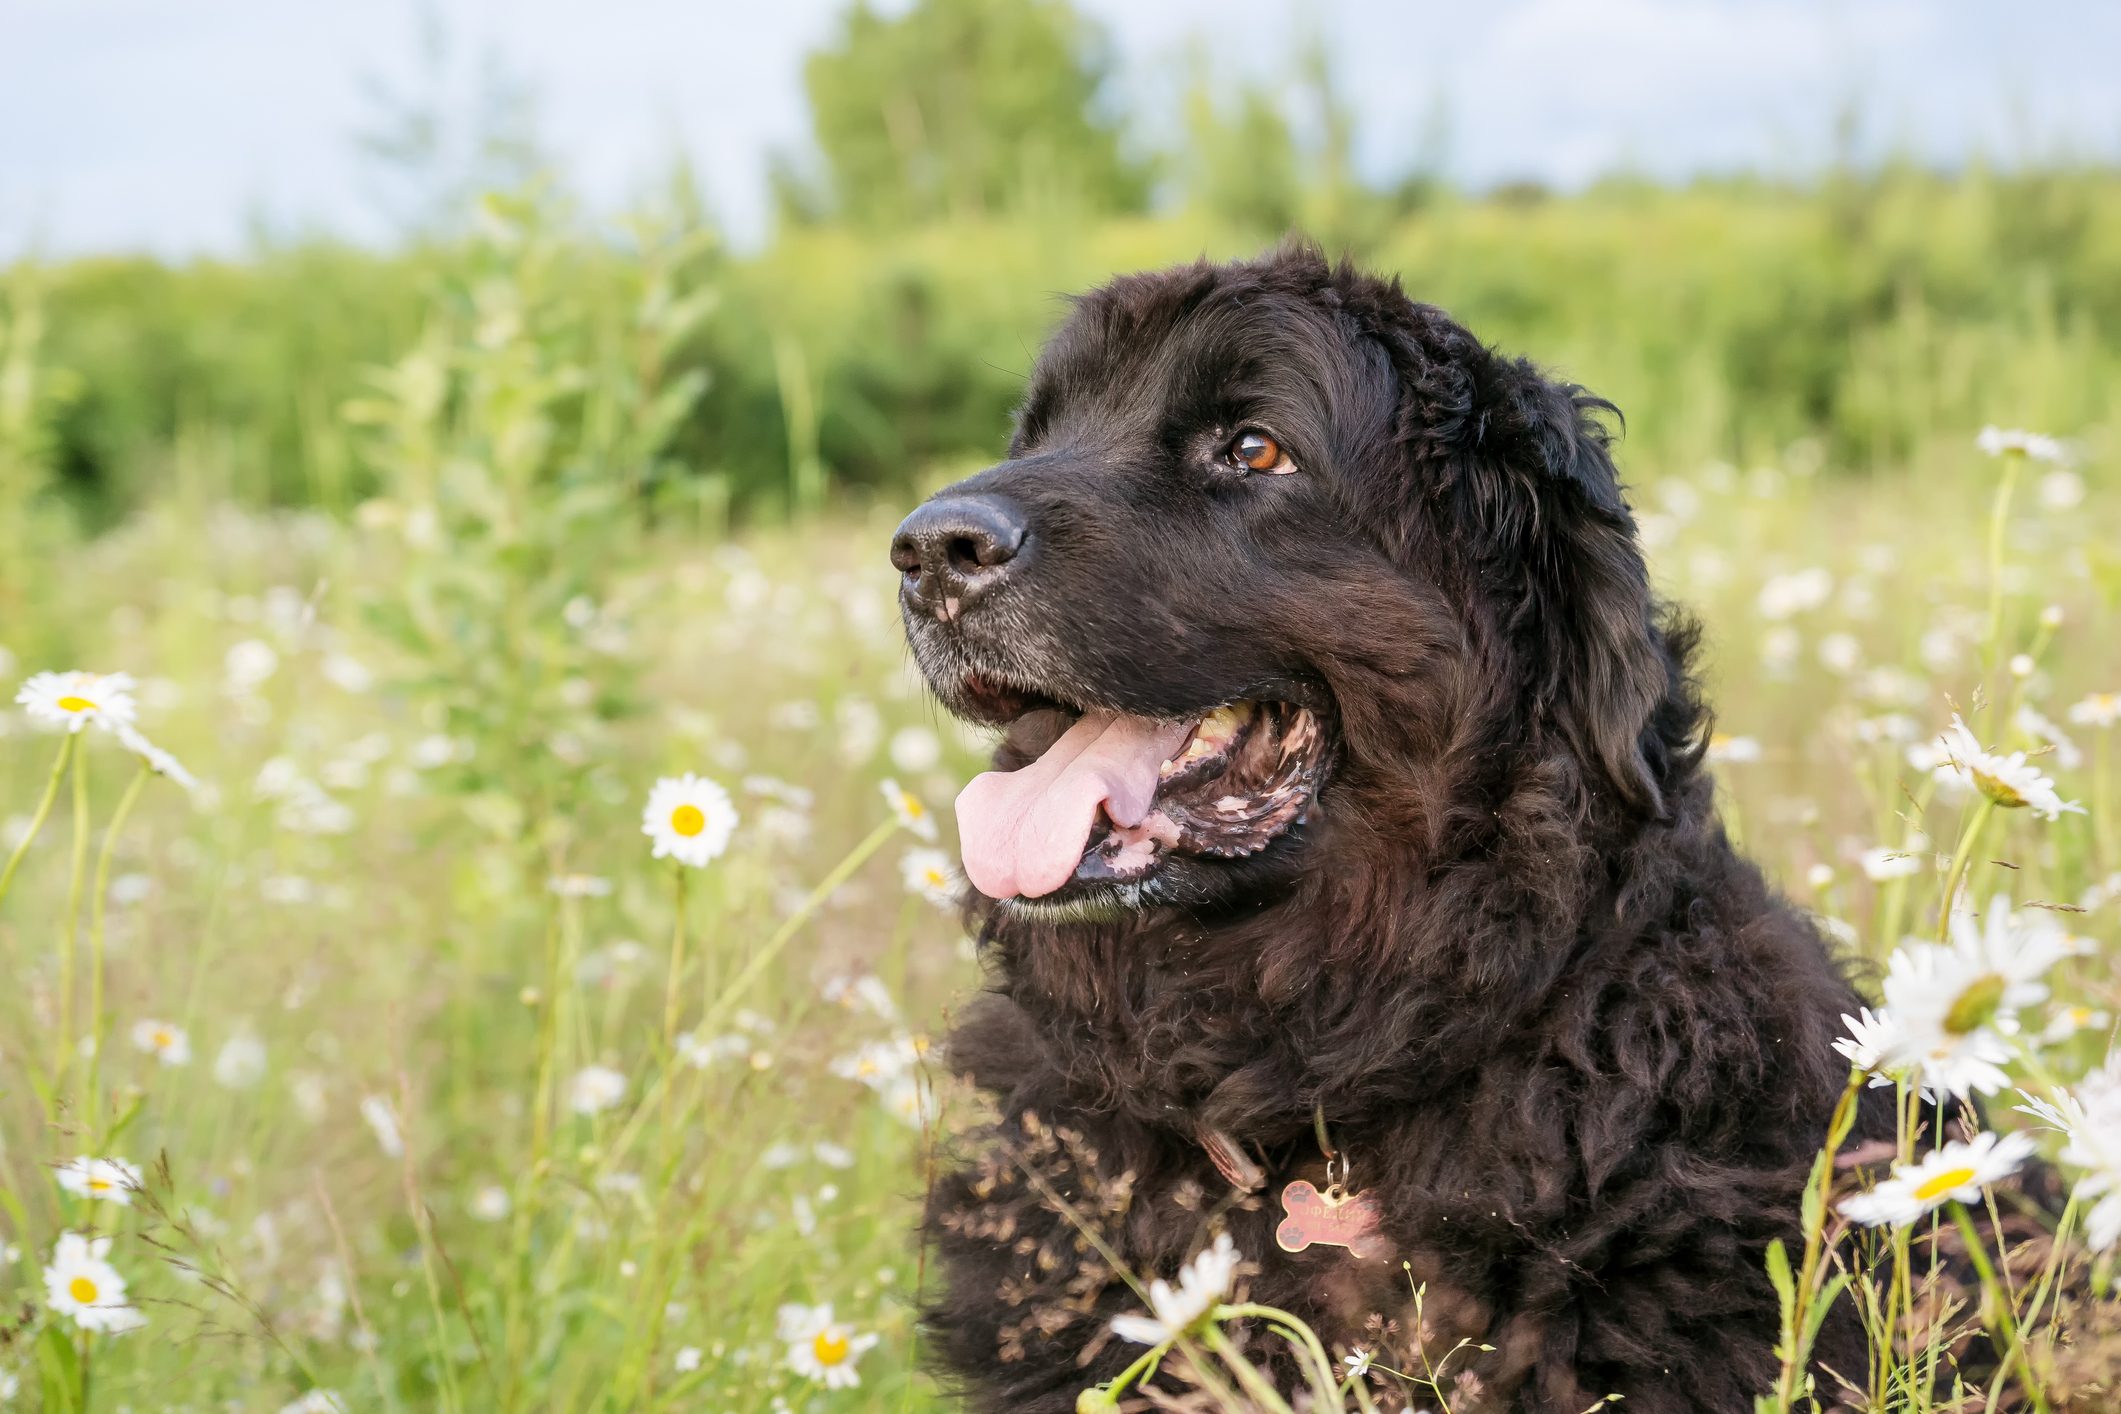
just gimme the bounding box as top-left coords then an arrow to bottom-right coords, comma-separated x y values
10,0 -> 2118,532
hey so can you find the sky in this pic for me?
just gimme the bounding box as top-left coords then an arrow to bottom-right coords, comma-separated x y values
4,0 -> 2118,260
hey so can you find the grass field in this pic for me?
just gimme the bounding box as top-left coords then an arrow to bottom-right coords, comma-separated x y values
3,202 -> 2120,1411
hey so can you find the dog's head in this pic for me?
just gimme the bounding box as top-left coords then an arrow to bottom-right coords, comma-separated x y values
893,248 -> 1673,921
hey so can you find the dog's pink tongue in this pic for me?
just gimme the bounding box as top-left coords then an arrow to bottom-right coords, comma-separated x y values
957,710 -> 1192,899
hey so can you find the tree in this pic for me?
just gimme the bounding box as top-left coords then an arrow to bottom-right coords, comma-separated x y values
792,0 -> 1148,228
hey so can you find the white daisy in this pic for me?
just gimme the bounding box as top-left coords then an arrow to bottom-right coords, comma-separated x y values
1935,714 -> 2083,819
1706,733 -> 1762,764
1867,943 -> 2020,1099
16,671 -> 138,735
130,1019 -> 192,1066
43,1231 -> 146,1333
1110,1232 -> 1242,1345
899,848 -> 959,908
212,1034 -> 268,1089
2020,1057 -> 2121,1250
821,973 -> 898,1020
1975,426 -> 2069,464
2060,1066 -> 2121,1249
469,1184 -> 512,1221
568,1064 -> 627,1115
641,774 -> 738,868
879,778 -> 939,841
1344,1348 -> 1375,1379
1755,568 -> 1833,621
1838,1131 -> 2037,1229
881,1074 -> 939,1130
1832,1007 -> 1908,1090
2039,1005 -> 2112,1047
546,873 -> 614,898
114,724 -> 198,791
742,774 -> 816,809
888,725 -> 944,773
674,1345 -> 703,1373
55,1156 -> 143,1206
676,1031 -> 749,1069
831,1035 -> 923,1088
778,1304 -> 879,1389
2068,692 -> 2121,729
360,1094 -> 405,1156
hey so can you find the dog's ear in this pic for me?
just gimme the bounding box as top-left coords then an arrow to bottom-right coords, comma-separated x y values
1378,303 -> 1670,814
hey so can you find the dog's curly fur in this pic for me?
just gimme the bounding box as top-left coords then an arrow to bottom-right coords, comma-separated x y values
899,248 -> 1897,1412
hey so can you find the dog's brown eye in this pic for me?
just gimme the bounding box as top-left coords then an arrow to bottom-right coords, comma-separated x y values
1227,430 -> 1291,474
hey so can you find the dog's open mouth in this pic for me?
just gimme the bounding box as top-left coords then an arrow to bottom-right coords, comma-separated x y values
955,694 -> 1330,901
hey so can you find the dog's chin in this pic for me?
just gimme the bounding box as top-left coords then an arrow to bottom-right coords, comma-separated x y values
993,836 -> 1312,922
997,885 -> 1145,925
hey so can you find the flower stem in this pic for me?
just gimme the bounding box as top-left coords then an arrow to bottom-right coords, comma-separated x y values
593,814 -> 902,1185
1935,796 -> 1996,943
2094,729 -> 2114,877
661,866 -> 688,1054
56,738 -> 90,1077
1201,1323 -> 1298,1414
1090,1342 -> 1168,1407
0,731 -> 75,908
696,814 -> 899,1038
1219,1303 -> 1344,1395
1982,450 -> 2021,733
86,763 -> 150,1133
1949,1202 -> 2052,1414
658,865 -> 688,1156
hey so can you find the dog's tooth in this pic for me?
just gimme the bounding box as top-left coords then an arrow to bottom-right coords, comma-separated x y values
1158,701 -> 1260,777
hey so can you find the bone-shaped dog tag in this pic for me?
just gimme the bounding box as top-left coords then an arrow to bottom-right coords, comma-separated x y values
1275,1179 -> 1388,1260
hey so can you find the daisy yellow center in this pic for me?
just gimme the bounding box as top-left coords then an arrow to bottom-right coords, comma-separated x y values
69,1275 -> 99,1303
922,868 -> 946,886
812,1328 -> 851,1365
1944,973 -> 2007,1035
900,795 -> 925,818
57,695 -> 97,712
88,1178 -> 112,1191
1971,768 -> 2026,808
1913,1166 -> 1978,1201
670,804 -> 706,837
153,1029 -> 174,1048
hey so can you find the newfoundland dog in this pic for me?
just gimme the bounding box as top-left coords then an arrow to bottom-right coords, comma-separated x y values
889,247 -> 1893,1411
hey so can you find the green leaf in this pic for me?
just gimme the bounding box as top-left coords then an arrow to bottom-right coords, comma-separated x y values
1800,1272 -> 1852,1352
1764,1238 -> 1795,1330
37,1324 -> 83,1413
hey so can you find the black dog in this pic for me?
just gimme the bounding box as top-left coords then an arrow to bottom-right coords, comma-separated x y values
890,247 -> 1887,1412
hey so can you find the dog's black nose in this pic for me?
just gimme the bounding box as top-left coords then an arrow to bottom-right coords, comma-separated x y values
890,495 -> 1026,617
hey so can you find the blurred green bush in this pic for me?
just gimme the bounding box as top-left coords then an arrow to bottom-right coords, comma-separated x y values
20,166 -> 2116,528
